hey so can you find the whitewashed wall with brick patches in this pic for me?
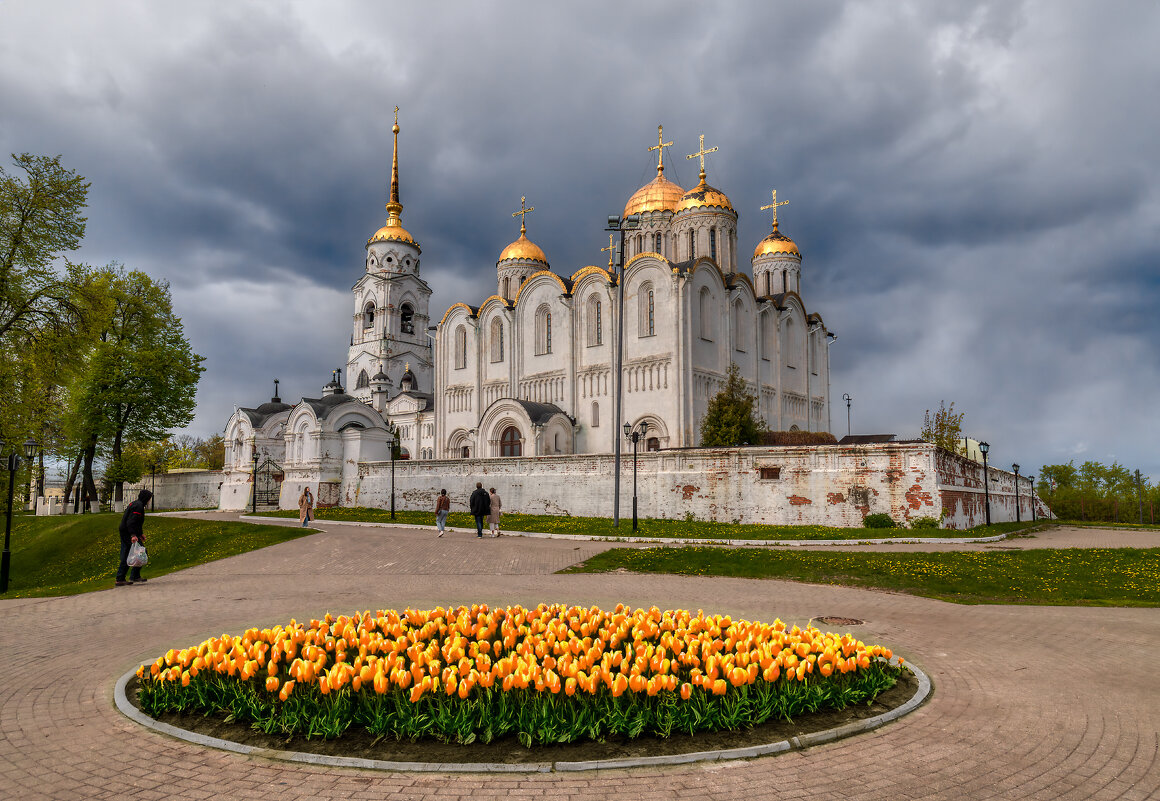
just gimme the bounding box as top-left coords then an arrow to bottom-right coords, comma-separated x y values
126,470 -> 223,510
288,442 -> 1040,529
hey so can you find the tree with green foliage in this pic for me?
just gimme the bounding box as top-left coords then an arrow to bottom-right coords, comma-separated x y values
1037,459 -> 1157,523
0,153 -> 89,448
699,362 -> 767,448
65,265 -> 205,501
920,400 -> 965,453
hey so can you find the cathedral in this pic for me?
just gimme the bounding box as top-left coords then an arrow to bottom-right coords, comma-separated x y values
220,117 -> 833,507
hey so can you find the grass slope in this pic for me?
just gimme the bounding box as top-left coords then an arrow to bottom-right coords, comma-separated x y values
564,546 -> 1160,607
1,514 -> 310,598
255,508 -> 1028,540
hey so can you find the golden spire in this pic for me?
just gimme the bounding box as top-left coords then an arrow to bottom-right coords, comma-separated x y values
601,233 -> 617,268
512,196 -> 535,235
760,189 -> 789,230
685,133 -> 719,181
648,124 -> 673,176
386,105 -> 402,221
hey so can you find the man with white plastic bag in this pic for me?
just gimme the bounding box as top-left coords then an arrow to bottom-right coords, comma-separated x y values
115,489 -> 153,587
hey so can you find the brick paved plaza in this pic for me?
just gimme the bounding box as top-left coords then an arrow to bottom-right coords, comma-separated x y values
1,520 -> 1157,800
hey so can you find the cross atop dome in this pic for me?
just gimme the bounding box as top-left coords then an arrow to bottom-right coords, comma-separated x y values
686,133 -> 719,180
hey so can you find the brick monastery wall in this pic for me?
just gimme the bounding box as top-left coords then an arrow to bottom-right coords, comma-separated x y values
244,442 -> 1039,529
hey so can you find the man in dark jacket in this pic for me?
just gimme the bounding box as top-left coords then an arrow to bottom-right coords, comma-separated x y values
468,482 -> 490,539
116,489 -> 153,586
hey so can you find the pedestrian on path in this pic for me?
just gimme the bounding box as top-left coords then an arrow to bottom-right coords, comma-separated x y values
435,489 -> 451,536
298,487 -> 314,528
488,487 -> 502,537
115,489 -> 152,587
469,482 -> 490,539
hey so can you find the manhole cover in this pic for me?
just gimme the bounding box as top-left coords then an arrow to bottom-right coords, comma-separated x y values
815,616 -> 864,626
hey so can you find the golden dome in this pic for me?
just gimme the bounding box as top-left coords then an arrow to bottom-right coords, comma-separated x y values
369,219 -> 419,249
676,172 -> 734,213
623,173 -> 686,217
498,230 -> 548,264
753,222 -> 800,258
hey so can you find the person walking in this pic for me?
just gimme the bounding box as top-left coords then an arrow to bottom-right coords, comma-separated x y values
115,489 -> 153,587
435,489 -> 451,536
488,487 -> 503,537
298,486 -> 314,527
469,482 -> 490,539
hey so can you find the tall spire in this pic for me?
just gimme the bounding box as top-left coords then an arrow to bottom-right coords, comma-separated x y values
385,106 -> 403,224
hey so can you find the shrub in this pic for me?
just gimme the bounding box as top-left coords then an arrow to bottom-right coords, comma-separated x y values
759,430 -> 839,446
909,516 -> 940,530
863,513 -> 896,529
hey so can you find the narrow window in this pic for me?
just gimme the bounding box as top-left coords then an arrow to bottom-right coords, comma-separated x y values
654,232 -> 662,253
591,401 -> 600,427
782,271 -> 788,293
647,288 -> 655,336
363,302 -> 375,329
490,318 -> 504,362
546,311 -> 552,354
688,230 -> 695,259
454,325 -> 467,369
400,303 -> 414,335
502,276 -> 510,298
587,296 -> 602,346
709,228 -> 717,262
699,287 -> 713,340
765,271 -> 771,296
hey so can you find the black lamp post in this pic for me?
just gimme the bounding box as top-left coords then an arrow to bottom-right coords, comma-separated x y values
842,393 -> 852,437
623,421 -> 649,531
1028,474 -> 1036,522
979,441 -> 991,526
1012,463 -> 1021,523
2,439 -> 36,593
388,432 -> 397,520
605,213 -> 641,528
251,448 -> 259,515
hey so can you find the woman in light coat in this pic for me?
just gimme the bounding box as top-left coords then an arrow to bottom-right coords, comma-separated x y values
298,487 -> 314,527
487,488 -> 502,537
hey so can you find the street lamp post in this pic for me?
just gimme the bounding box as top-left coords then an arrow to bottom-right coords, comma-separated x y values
387,432 -> 397,520
979,441 -> 991,526
623,421 -> 649,531
2,439 -> 36,593
1012,463 -> 1021,523
150,463 -> 156,510
605,213 -> 640,528
1029,474 -> 1036,522
251,448 -> 259,515
842,393 -> 852,437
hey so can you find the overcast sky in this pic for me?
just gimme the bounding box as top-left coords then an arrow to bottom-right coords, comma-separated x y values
3,0 -> 1158,480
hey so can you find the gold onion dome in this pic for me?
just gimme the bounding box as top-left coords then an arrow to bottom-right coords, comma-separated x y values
623,173 -> 686,217
370,219 -> 418,247
754,221 -> 800,258
676,172 -> 734,213
498,230 -> 548,264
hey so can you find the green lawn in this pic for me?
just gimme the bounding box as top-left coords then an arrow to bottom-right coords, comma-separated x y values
0,514 -> 311,598
255,507 -> 1032,540
1055,520 -> 1160,531
563,546 -> 1160,607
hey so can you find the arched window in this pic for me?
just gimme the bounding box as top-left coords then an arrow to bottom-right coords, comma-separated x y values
454,325 -> 467,369
688,230 -> 695,259
637,234 -> 643,254
490,318 -> 504,362
733,299 -> 745,352
500,426 -> 521,457
535,305 -> 552,355
553,432 -> 561,452
587,296 -> 602,346
502,276 -> 510,298
654,232 -> 662,253
363,302 -> 375,329
760,311 -> 773,361
709,227 -> 717,262
356,369 -> 370,389
782,270 -> 788,294
638,282 -> 655,337
400,303 -> 415,335
591,401 -> 600,427
699,287 -> 713,340
785,318 -> 797,368
646,437 -> 660,452
764,271 -> 771,296
461,445 -> 471,458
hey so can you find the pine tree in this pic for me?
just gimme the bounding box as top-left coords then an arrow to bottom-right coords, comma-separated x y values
699,362 -> 767,447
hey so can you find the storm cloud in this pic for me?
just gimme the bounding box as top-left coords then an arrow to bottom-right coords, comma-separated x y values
3,0 -> 1157,478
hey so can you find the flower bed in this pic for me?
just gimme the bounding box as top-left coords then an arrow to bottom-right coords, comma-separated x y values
136,604 -> 902,746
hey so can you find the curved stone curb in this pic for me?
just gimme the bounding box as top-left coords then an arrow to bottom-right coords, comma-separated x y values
235,515 -> 1011,547
115,659 -> 930,774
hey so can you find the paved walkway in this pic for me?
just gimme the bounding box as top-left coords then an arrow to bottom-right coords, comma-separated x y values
1,520 -> 1157,800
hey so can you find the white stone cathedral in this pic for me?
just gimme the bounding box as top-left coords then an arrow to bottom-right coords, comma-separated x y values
219,119 -> 832,508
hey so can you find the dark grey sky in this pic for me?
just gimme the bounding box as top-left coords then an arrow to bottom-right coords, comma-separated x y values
4,0 -> 1158,479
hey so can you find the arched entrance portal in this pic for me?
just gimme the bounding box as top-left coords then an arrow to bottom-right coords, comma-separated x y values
500,426 -> 522,457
